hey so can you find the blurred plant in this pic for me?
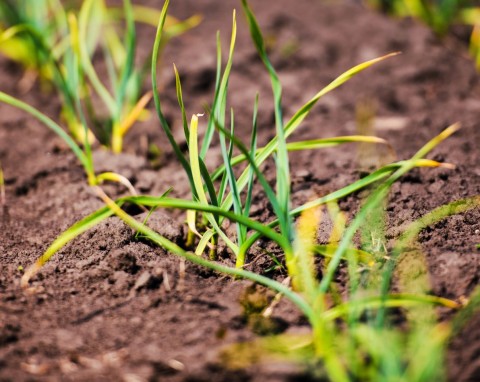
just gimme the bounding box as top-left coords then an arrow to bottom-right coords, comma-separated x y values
0,0 -> 200,191
0,0 -> 201,150
367,0 -> 480,69
368,0 -> 465,33
0,0 -> 68,92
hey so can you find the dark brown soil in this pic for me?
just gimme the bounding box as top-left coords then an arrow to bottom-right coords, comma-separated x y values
1,0 -> 480,381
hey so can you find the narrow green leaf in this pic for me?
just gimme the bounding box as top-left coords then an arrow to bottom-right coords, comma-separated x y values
21,205 -> 116,288
219,109 -> 243,242
242,0 -> 291,240
286,135 -> 389,152
173,64 -> 189,142
111,0 -> 136,152
201,12 -> 236,158
189,114 -> 237,253
323,294 -> 460,322
151,0 -> 195,191
195,229 -> 215,256
174,65 -> 219,208
0,91 -> 94,183
211,135 -> 389,181
243,93 -> 259,219
78,0 -> 117,115
313,245 -> 375,265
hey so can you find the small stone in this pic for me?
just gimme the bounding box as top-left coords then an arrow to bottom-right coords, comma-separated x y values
133,271 -> 163,291
374,116 -> 409,131
295,169 -> 311,179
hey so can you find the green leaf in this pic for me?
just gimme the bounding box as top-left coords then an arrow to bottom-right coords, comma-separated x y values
21,205 -> 116,288
242,0 -> 291,241
189,114 -> 237,253
201,10 -> 236,158
0,91 -> 94,184
151,0 -> 195,191
211,135 -> 389,181
78,0 -> 117,116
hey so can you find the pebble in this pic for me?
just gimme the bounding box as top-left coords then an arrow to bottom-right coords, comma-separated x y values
132,271 -> 163,291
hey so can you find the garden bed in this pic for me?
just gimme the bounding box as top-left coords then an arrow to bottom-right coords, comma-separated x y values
1,0 -> 480,381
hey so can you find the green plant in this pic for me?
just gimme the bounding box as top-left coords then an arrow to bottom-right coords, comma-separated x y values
368,0 -> 467,34
152,1 -> 403,266
19,1 -> 480,380
19,0 -> 396,276
0,0 -> 200,150
367,0 -> 480,69
0,0 -> 68,91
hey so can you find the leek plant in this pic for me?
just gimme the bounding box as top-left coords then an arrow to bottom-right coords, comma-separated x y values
0,0 -> 68,91
368,0 -> 468,34
0,0 -> 200,150
367,0 -> 480,69
0,0 -> 199,188
151,0 -> 400,265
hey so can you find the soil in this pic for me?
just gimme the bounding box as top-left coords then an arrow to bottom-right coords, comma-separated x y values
1,0 -> 480,381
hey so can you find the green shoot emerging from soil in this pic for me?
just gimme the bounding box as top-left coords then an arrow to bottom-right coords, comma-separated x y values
0,0 -> 200,194
151,0 -> 400,266
368,0 -> 480,69
19,1 -> 480,381
369,0 -> 471,34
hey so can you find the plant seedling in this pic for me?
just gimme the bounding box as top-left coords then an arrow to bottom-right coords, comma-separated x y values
0,0 -> 201,150
0,0 -> 201,198
368,0 -> 480,69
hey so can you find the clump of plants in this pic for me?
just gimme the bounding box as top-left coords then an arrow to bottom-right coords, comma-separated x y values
368,0 -> 475,34
0,0 -> 200,200
0,0 -> 200,176
16,0 -> 480,380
